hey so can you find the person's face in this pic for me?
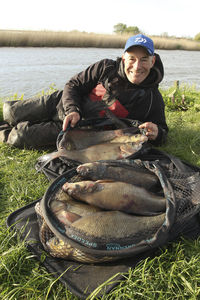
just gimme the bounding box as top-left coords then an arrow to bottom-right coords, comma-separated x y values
122,46 -> 155,85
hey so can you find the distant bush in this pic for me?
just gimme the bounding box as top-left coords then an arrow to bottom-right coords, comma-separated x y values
113,23 -> 140,35
194,32 -> 200,41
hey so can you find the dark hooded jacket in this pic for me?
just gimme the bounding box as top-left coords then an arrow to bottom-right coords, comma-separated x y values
60,54 -> 168,145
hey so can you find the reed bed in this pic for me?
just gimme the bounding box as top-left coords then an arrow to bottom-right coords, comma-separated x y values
0,30 -> 200,50
152,36 -> 200,51
0,30 -> 126,48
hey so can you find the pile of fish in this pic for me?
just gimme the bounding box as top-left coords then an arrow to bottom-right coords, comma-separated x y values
37,127 -> 148,169
37,159 -> 167,263
35,125 -> 168,263
62,160 -> 166,216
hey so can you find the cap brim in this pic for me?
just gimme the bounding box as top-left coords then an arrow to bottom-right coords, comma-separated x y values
124,44 -> 153,55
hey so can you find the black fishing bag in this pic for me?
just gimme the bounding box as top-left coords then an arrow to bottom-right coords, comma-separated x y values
36,150 -> 200,256
7,118 -> 200,299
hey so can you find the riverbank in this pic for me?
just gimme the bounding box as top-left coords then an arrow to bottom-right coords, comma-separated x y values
1,30 -> 200,51
0,86 -> 200,299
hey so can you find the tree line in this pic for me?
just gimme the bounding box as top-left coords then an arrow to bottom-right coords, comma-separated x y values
113,23 -> 200,41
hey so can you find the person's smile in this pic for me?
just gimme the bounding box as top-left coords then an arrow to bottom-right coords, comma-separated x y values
122,46 -> 155,85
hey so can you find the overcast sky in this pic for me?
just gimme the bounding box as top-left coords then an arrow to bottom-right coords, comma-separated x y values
1,0 -> 199,38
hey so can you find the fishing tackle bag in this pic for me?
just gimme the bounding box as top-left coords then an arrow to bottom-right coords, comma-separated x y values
35,149 -> 200,264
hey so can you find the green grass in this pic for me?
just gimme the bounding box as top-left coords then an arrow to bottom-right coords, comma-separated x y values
0,85 -> 200,299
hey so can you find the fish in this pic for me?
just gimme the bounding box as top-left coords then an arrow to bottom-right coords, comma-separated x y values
46,210 -> 166,262
59,127 -> 145,150
68,210 -> 166,239
65,142 -> 142,162
37,198 -> 166,263
36,199 -> 114,262
76,161 -> 160,191
62,180 -> 166,215
37,140 -> 145,171
37,126 -> 148,171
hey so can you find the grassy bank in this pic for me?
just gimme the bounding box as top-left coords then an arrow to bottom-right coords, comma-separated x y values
0,85 -> 200,299
1,29 -> 200,51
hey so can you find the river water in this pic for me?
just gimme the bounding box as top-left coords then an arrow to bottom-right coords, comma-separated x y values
1,47 -> 200,98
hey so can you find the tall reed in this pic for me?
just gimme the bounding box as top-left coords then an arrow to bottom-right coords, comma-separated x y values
0,30 -> 126,48
0,30 -> 200,50
153,36 -> 200,51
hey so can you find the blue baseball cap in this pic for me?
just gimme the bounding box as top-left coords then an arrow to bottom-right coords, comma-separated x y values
124,34 -> 154,55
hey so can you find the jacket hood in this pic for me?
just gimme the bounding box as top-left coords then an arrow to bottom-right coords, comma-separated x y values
118,53 -> 164,88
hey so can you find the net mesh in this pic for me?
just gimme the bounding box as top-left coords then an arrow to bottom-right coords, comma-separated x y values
35,156 -> 200,263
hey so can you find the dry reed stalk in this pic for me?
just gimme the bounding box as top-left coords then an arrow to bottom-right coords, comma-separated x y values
0,30 -> 200,50
152,36 -> 200,51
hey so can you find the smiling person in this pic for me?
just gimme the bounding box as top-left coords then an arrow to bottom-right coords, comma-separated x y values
1,34 -> 168,148
61,34 -> 168,144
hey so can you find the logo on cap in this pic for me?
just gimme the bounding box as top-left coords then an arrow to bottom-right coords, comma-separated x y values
135,37 -> 147,44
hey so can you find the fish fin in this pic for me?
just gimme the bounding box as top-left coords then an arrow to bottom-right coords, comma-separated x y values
96,179 -> 115,183
119,144 -> 134,156
57,210 -> 81,226
65,211 -> 81,223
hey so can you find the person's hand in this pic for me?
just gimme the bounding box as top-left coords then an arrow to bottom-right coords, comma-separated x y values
139,122 -> 158,141
62,112 -> 80,131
